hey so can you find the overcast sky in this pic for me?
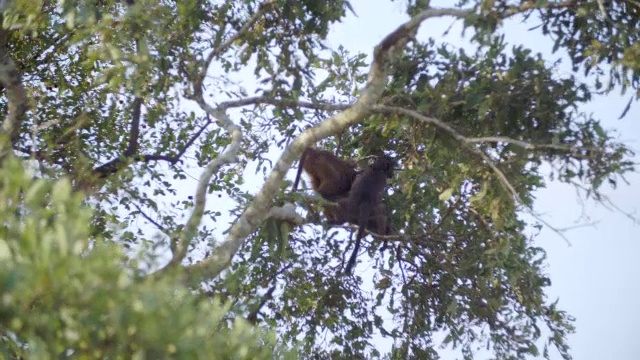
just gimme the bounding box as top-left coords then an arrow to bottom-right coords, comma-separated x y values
319,1 -> 640,358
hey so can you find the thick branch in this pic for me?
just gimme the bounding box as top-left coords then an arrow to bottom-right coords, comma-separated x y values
180,7 -> 474,286
267,203 -> 304,225
124,97 -> 143,156
0,28 -> 28,159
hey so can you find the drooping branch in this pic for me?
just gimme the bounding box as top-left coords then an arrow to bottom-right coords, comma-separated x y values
180,7 -> 475,286
372,105 -> 574,245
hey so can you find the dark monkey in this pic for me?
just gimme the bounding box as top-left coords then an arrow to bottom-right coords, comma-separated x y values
327,200 -> 390,236
292,147 -> 358,202
343,155 -> 395,274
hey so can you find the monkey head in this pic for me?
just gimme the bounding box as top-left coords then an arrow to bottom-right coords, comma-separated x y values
371,154 -> 395,179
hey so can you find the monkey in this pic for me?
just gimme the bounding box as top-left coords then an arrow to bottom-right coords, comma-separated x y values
292,147 -> 358,202
291,147 -> 392,240
326,200 -> 390,236
342,154 -> 395,274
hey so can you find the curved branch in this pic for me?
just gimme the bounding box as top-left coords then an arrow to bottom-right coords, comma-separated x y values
158,107 -> 242,271
152,1 -> 283,274
373,105 -> 574,245
156,8 -> 255,271
180,7 -> 475,286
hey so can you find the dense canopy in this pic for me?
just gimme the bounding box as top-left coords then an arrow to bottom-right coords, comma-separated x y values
0,0 -> 638,359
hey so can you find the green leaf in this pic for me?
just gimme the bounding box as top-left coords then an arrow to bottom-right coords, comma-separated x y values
439,188 -> 454,201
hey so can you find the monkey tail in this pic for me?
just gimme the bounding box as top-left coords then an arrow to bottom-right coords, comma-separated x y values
291,147 -> 309,193
345,204 -> 370,274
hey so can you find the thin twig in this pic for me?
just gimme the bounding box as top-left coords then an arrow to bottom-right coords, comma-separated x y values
197,0 -> 277,85
467,136 -> 605,155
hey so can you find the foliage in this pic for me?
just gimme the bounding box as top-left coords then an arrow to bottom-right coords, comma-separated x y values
0,158 -> 286,359
0,0 -> 638,359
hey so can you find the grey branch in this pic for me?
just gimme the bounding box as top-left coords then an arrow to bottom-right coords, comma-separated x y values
180,7 -> 475,285
267,203 -> 304,225
160,104 -> 242,271
218,96 -> 350,112
156,0 -> 262,272
467,136 -> 605,155
373,105 -> 575,245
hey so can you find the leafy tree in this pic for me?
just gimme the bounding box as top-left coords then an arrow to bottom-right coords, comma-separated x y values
0,158 -> 285,359
0,0 -> 638,358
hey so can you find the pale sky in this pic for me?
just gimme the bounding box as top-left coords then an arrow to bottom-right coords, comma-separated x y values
321,1 -> 640,359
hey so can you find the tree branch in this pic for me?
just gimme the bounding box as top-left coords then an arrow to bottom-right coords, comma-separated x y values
503,0 -> 578,18
0,27 -> 28,159
466,136 -> 606,156
180,7 -> 475,286
155,0 -> 269,273
246,284 -> 276,324
205,0 -> 276,67
218,96 -> 350,112
372,105 -> 574,245
93,113 -> 215,178
124,97 -> 143,156
133,202 -> 168,234
267,203 -> 304,225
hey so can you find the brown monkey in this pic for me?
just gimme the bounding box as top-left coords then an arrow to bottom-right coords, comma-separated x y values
343,155 -> 394,274
292,147 -> 358,202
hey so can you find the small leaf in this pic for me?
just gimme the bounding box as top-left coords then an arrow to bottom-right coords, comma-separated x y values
439,188 -> 454,201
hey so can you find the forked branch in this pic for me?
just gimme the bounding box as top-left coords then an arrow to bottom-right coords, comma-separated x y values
180,7 -> 475,286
